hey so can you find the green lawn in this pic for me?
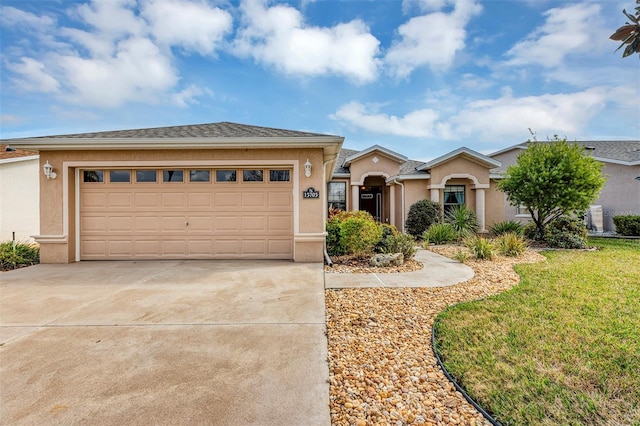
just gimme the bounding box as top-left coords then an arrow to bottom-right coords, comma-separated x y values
433,238 -> 640,425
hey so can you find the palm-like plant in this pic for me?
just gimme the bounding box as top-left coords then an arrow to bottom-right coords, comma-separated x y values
610,0 -> 640,58
445,205 -> 478,239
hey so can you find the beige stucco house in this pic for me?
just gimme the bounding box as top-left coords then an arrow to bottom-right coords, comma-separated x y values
5,121 -> 638,264
0,145 -> 40,242
328,145 -> 504,234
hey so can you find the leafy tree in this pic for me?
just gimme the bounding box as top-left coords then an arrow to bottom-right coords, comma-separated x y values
610,0 -> 640,58
497,137 -> 605,240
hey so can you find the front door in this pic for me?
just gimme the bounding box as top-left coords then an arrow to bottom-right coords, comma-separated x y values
360,186 -> 382,221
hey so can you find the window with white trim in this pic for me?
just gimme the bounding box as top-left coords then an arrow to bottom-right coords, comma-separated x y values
328,182 -> 346,211
443,185 -> 465,214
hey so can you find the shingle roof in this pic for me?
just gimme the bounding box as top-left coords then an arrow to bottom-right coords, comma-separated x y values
8,122 -> 338,140
493,140 -> 640,164
0,144 -> 38,160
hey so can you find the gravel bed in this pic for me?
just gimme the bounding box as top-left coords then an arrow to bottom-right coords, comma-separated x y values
325,247 -> 546,425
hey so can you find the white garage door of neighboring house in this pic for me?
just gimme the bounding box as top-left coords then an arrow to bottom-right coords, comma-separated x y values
79,167 -> 293,260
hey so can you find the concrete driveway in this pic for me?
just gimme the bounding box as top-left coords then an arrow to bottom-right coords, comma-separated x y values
0,260 -> 329,425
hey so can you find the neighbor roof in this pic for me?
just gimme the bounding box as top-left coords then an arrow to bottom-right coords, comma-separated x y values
0,144 -> 38,162
491,140 -> 640,165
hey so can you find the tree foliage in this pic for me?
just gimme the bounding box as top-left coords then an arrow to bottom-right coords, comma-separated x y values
497,137 -> 605,240
406,199 -> 442,237
610,0 -> 640,58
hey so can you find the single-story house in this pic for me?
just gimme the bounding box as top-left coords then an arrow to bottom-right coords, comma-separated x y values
490,141 -> 640,232
4,122 -> 638,263
0,145 -> 40,242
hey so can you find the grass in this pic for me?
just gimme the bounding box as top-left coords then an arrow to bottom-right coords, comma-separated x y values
433,238 -> 640,425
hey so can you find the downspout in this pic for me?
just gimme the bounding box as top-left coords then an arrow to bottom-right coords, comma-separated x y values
390,177 -> 406,233
323,157 -> 334,267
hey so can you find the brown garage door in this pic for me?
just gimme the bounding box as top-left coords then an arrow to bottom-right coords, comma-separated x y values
79,168 -> 293,260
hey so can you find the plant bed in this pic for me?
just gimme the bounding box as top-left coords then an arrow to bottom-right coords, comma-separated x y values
325,255 -> 423,274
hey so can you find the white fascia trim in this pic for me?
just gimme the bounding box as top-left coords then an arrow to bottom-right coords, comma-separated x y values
385,173 -> 430,184
343,144 -> 408,166
8,136 -> 344,151
331,173 -> 350,179
0,155 -> 39,164
418,147 -> 501,171
490,173 -> 504,179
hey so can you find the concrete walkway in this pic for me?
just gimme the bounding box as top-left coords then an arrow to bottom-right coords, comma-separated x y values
325,248 -> 474,289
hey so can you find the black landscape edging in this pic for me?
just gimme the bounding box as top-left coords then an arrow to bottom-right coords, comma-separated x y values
431,324 -> 503,426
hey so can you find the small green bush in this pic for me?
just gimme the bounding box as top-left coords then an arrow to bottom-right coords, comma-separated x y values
406,199 -> 442,237
496,232 -> 528,257
379,232 -> 417,259
545,215 -> 588,249
454,249 -> 469,263
422,223 -> 457,245
326,210 -> 380,256
375,223 -> 399,253
338,214 -> 383,257
465,236 -> 495,260
613,215 -> 640,236
491,220 -> 524,236
1,241 -> 40,270
445,205 -> 478,239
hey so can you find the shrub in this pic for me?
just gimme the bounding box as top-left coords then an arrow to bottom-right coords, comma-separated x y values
491,220 -> 524,236
326,210 -> 379,256
454,249 -> 469,263
375,223 -> 399,253
496,232 -> 528,257
338,213 -> 383,257
544,215 -> 588,249
465,236 -> 495,260
422,223 -> 457,245
406,199 -> 442,237
0,241 -> 40,270
613,215 -> 640,236
445,205 -> 478,239
379,232 -> 417,259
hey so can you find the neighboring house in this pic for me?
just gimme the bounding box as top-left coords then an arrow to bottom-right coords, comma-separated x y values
5,123 -> 343,263
0,145 -> 40,242
328,145 -> 504,234
490,141 -> 640,232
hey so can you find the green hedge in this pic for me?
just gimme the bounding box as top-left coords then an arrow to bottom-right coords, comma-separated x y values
613,215 -> 640,236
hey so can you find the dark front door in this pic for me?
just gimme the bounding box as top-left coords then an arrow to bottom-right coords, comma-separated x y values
360,186 -> 382,221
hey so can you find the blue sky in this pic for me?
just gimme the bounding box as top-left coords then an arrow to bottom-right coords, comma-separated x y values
1,0 -> 638,161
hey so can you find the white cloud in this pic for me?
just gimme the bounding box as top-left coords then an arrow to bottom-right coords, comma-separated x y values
233,0 -> 380,83
332,87 -> 608,143
0,6 -> 55,30
331,102 -> 442,137
7,58 -> 60,93
57,37 -> 178,107
73,0 -> 146,38
505,3 -> 603,68
386,0 -> 482,77
141,0 -> 232,55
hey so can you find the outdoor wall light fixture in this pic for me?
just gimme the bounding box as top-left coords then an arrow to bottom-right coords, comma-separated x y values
43,161 -> 57,179
304,159 -> 312,177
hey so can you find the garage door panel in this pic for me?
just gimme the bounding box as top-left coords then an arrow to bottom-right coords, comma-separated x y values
214,193 -> 240,208
81,168 -> 293,260
135,192 -> 160,208
162,192 -> 187,208
107,192 -> 133,208
108,216 -> 132,232
81,192 -> 106,209
135,216 -> 161,232
213,216 -> 240,233
188,193 -> 213,208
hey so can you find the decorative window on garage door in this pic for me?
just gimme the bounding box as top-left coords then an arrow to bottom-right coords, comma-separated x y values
269,170 -> 290,182
83,170 -> 104,183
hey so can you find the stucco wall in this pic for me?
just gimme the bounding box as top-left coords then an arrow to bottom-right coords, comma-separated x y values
348,153 -> 401,184
0,157 -> 40,242
595,163 -> 640,231
37,147 -> 327,263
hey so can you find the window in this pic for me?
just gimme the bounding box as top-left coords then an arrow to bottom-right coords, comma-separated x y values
83,170 -> 103,183
189,170 -> 210,182
269,170 -> 290,182
110,170 -> 130,183
328,182 -> 346,211
136,170 -> 157,183
443,185 -> 465,214
163,170 -> 183,182
216,170 -> 236,182
243,169 -> 264,182
516,204 -> 531,217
